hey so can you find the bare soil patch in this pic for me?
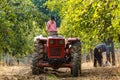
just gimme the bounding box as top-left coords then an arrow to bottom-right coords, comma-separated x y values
0,62 -> 120,80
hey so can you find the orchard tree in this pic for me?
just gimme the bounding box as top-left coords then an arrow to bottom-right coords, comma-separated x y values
0,0 -> 47,58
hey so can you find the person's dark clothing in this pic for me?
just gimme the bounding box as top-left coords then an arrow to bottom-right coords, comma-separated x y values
94,48 -> 103,67
95,44 -> 109,54
94,44 -> 109,67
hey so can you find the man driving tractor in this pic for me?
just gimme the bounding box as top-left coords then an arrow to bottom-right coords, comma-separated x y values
46,15 -> 57,36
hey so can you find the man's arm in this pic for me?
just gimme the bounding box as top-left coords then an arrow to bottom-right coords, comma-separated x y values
46,22 -> 50,32
46,23 -> 48,31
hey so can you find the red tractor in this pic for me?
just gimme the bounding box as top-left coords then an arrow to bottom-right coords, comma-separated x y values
32,35 -> 81,77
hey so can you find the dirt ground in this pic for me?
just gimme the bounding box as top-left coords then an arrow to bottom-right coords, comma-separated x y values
0,62 -> 120,80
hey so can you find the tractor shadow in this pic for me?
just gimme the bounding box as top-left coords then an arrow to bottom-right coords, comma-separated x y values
44,68 -> 72,78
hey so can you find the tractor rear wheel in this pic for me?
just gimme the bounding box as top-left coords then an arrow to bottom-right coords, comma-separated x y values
71,42 -> 81,77
32,41 -> 44,75
72,53 -> 80,77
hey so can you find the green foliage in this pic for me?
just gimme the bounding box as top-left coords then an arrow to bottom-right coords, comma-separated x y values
31,0 -> 61,27
0,0 -> 47,57
1,0 -> 120,56
45,0 -> 120,53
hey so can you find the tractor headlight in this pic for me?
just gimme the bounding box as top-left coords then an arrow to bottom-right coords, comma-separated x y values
59,40 -> 64,44
50,40 -> 55,44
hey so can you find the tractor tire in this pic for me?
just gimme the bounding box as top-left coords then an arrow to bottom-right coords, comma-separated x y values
71,42 -> 81,77
32,41 -> 44,75
72,53 -> 80,77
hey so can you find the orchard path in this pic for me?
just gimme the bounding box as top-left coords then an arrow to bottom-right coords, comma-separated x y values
0,62 -> 120,80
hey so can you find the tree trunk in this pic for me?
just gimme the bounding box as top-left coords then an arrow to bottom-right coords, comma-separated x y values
106,37 -> 115,65
90,49 -> 94,62
111,40 -> 115,65
106,39 -> 111,62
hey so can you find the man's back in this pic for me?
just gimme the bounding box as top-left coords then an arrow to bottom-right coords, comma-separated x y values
95,44 -> 107,52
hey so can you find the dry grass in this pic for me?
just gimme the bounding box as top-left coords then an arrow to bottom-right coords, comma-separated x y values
0,62 -> 120,80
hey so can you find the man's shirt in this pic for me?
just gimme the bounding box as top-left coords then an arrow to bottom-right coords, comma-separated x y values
46,20 -> 57,32
95,44 -> 109,54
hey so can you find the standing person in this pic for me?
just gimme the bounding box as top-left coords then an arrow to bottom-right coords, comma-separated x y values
93,44 -> 109,67
46,16 -> 57,36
